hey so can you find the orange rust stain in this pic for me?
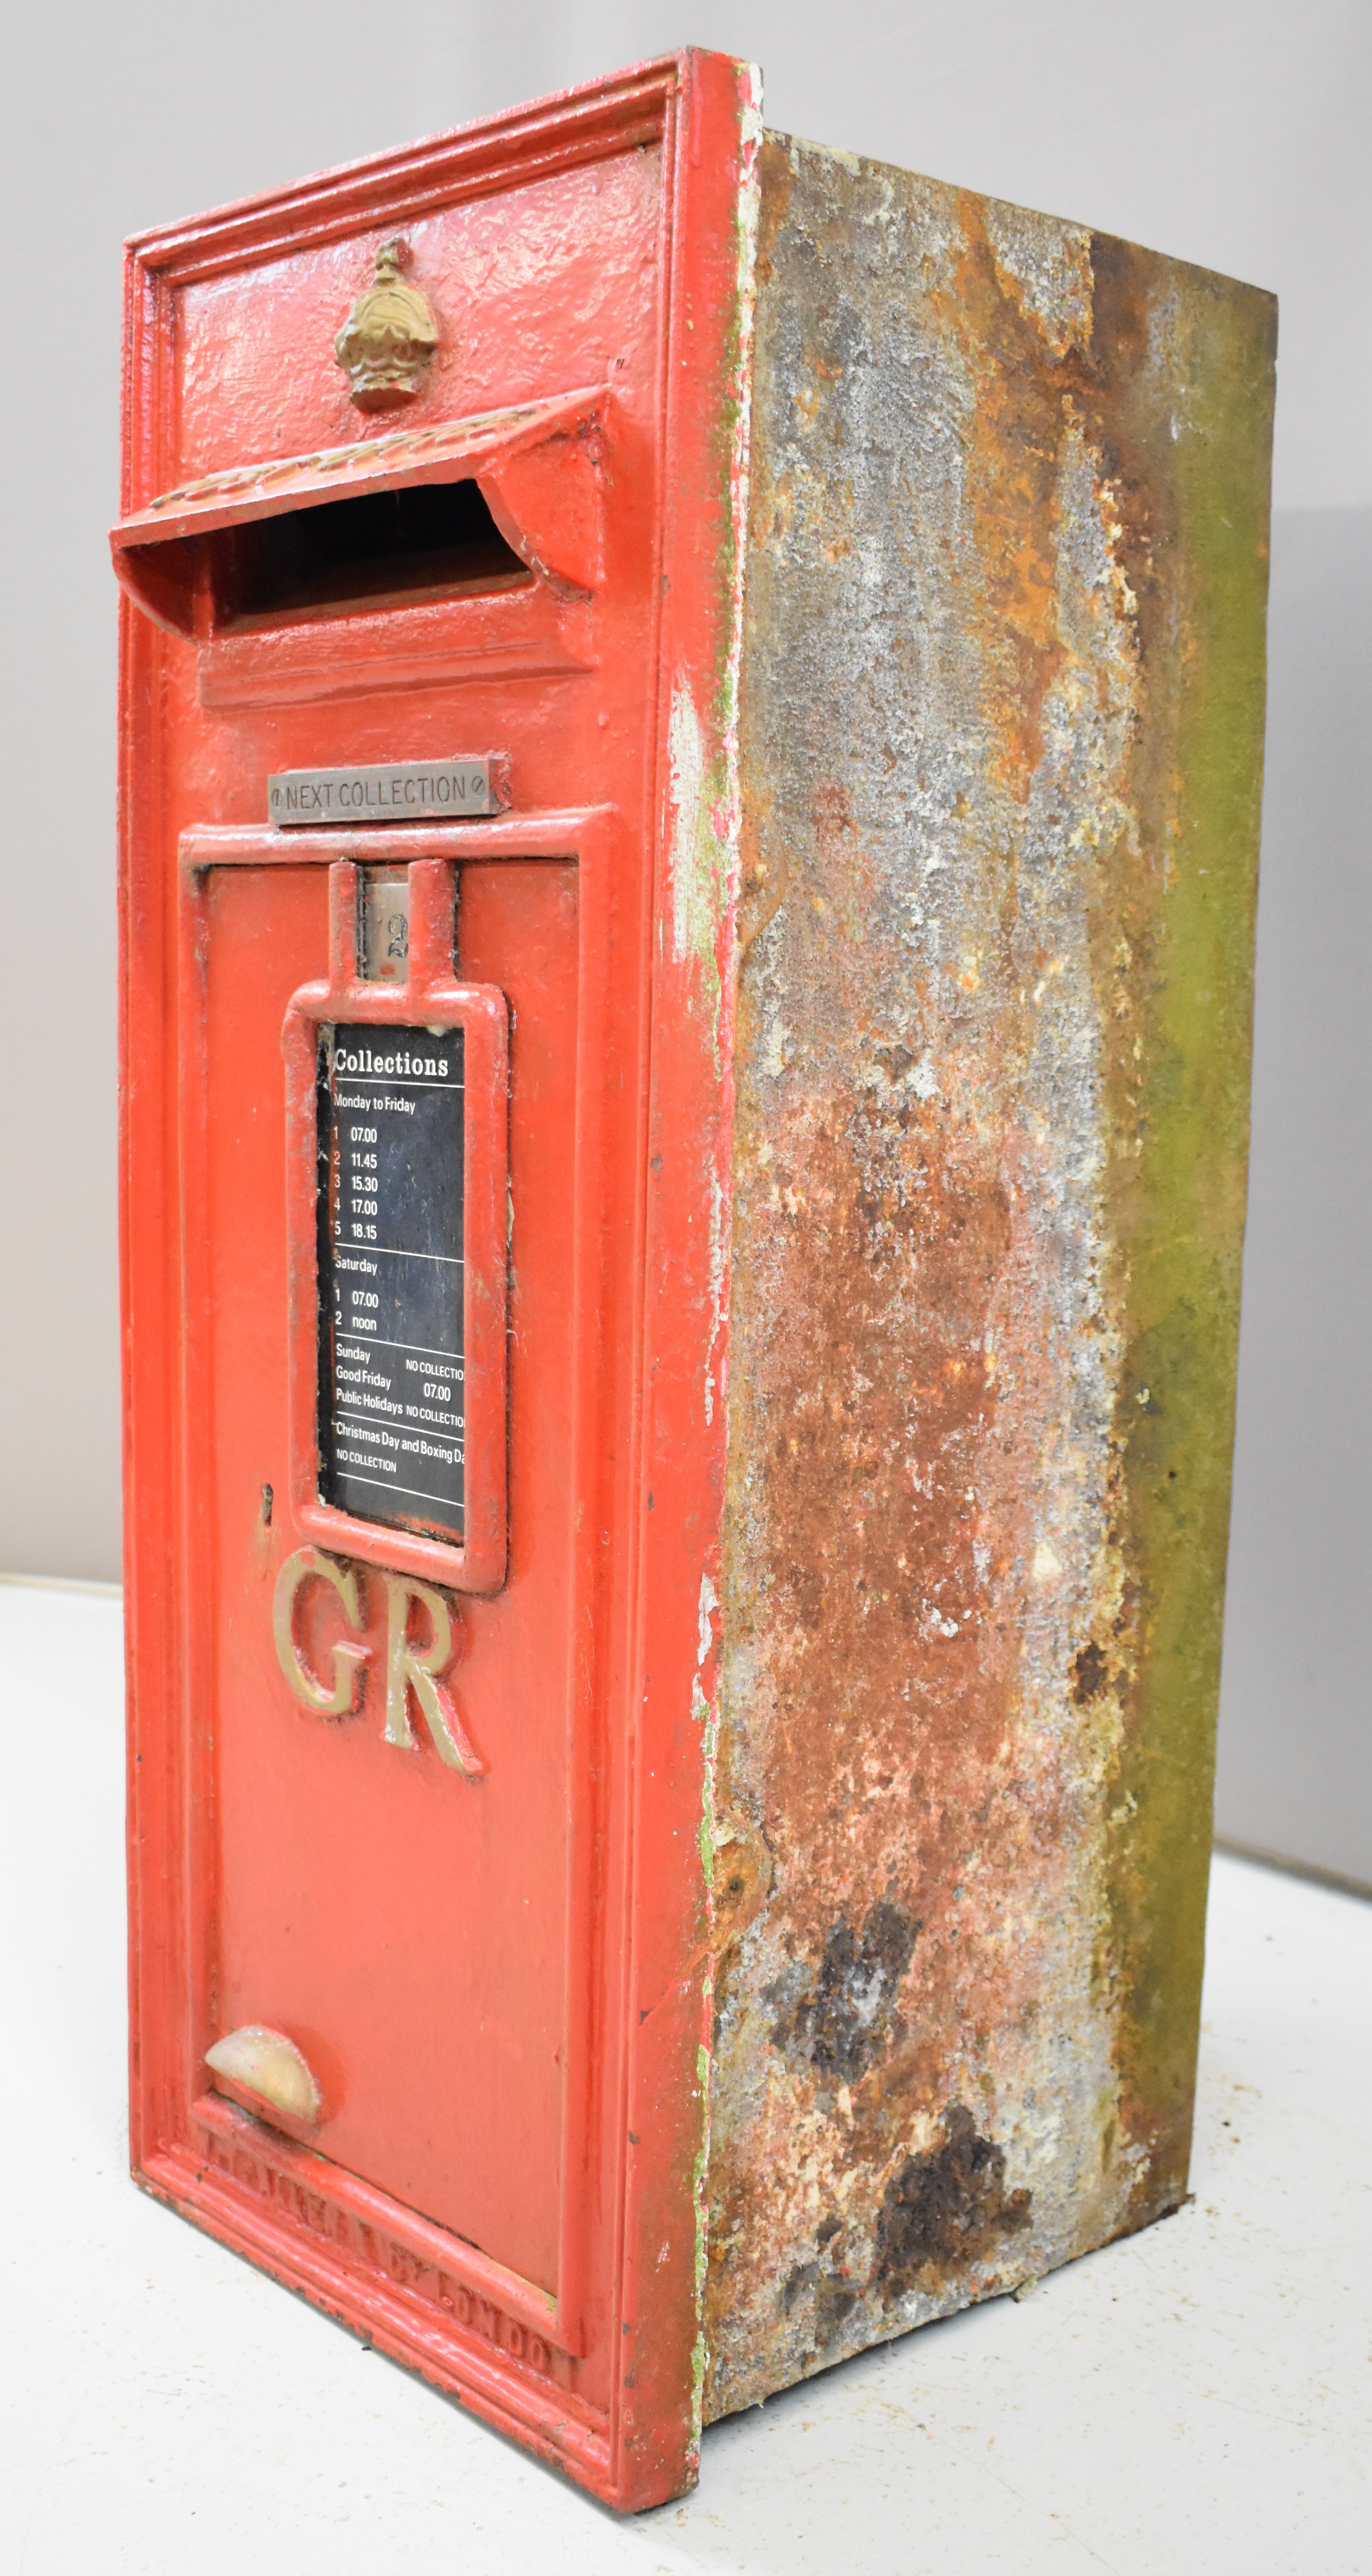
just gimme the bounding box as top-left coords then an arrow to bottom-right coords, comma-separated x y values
930,202 -> 1170,814
709,781 -> 1079,2382
937,195 -> 1068,801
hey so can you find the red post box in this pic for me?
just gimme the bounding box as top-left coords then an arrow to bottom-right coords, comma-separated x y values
114,52 -> 1275,2509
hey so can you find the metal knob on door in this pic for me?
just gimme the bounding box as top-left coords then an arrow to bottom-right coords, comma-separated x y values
204,2025 -> 323,2129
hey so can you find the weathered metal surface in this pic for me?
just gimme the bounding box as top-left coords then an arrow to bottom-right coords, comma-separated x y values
705,139 -> 1275,2416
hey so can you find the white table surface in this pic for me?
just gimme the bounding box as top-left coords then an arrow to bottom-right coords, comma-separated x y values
2,1580 -> 1367,2573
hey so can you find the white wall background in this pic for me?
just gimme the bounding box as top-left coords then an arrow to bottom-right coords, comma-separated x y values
2,2 -> 1366,1876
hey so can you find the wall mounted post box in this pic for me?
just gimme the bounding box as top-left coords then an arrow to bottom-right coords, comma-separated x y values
115,51 -> 1276,2510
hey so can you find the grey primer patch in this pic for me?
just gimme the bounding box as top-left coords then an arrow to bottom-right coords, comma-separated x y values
781,2212 -> 855,2339
781,2258 -> 819,2314
873,2104 -> 1032,2294
780,2257 -> 859,2346
788,1901 -> 920,2083
813,2278 -> 858,2342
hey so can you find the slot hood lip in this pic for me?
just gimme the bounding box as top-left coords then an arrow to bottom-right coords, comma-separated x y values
111,382 -> 608,556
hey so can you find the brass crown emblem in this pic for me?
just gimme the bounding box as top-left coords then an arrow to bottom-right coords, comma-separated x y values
334,239 -> 439,412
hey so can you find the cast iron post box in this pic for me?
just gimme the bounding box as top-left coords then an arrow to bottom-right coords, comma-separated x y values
113,51 -> 1276,2509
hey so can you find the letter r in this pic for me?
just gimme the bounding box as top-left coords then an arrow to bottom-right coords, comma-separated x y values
383,1576 -> 484,1774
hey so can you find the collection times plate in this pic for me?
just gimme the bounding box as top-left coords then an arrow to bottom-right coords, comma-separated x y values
317,1024 -> 465,1541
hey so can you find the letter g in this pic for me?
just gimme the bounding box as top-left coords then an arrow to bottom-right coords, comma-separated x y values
272,1547 -> 369,1717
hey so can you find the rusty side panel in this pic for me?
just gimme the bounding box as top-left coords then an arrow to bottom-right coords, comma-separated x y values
706,137 -> 1274,2416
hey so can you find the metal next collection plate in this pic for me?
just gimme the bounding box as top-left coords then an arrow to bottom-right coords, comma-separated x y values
269,757 -> 501,825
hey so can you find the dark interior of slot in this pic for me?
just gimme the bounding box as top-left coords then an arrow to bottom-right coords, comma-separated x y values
225,477 -> 531,622
131,476 -> 535,632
